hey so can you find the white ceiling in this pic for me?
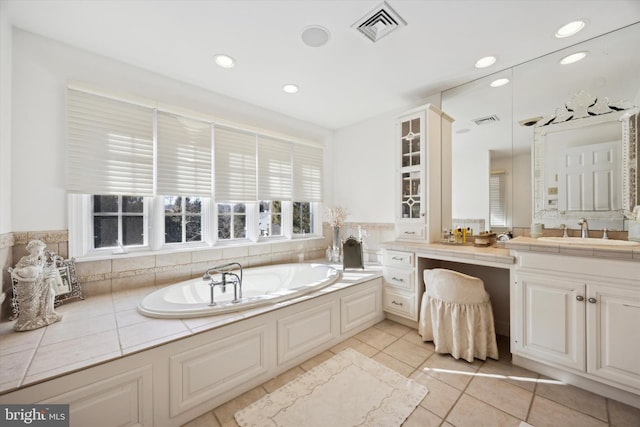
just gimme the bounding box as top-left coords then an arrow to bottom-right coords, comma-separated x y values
5,0 -> 640,130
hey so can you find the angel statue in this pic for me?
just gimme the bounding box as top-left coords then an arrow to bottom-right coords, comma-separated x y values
8,239 -> 62,331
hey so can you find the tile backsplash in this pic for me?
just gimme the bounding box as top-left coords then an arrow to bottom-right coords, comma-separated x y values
0,223 -> 395,320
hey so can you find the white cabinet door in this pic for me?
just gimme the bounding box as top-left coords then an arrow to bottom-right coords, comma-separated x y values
515,273 -> 586,371
587,284 -> 640,389
341,280 -> 383,334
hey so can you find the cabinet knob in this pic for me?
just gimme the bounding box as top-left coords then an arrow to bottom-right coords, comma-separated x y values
588,297 -> 597,304
576,295 -> 584,302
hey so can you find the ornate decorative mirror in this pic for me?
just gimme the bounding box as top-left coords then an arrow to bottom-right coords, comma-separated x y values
532,91 -> 638,230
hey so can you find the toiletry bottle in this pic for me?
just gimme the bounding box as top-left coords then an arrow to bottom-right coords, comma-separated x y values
462,227 -> 467,243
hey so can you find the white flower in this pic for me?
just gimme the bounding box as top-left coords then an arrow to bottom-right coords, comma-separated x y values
326,206 -> 349,228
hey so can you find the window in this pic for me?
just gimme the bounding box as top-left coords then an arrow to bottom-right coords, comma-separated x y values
218,203 -> 247,240
259,201 -> 282,237
293,202 -> 313,234
490,171 -> 507,228
67,87 -> 324,257
164,196 -> 202,244
92,195 -> 145,249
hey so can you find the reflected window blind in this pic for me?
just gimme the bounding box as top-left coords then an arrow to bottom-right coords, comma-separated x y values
157,112 -> 212,197
292,144 -> 323,202
214,126 -> 257,202
490,171 -> 507,227
67,89 -> 154,196
258,136 -> 292,201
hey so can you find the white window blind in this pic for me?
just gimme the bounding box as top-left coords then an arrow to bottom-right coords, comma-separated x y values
157,112 -> 212,197
214,126 -> 257,202
67,89 -> 154,196
258,136 -> 292,201
490,171 -> 507,227
293,144 -> 323,202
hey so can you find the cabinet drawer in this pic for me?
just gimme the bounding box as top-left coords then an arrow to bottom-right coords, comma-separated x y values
383,267 -> 413,291
396,223 -> 425,240
383,250 -> 413,268
383,288 -> 416,320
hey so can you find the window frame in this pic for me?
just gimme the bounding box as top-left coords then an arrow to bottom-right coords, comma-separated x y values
162,196 -> 205,246
66,87 -> 324,258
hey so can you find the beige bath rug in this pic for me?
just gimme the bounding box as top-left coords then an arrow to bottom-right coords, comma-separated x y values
235,348 -> 428,427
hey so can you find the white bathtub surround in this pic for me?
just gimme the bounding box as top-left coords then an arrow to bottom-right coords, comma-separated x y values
0,265 -> 383,426
235,348 -> 428,427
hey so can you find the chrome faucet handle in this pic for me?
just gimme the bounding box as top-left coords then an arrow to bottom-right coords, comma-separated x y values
559,224 -> 568,238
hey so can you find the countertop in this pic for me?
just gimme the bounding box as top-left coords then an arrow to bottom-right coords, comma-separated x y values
505,236 -> 640,261
381,240 -> 515,266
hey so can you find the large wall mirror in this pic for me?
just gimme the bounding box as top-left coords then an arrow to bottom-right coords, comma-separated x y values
443,22 -> 640,231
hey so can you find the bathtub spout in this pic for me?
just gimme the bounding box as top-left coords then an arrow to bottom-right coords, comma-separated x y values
203,262 -> 243,304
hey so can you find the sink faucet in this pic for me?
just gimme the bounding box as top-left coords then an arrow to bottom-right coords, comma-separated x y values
578,218 -> 589,238
202,262 -> 243,306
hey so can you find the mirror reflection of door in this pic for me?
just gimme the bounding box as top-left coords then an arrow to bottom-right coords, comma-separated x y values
557,141 -> 619,212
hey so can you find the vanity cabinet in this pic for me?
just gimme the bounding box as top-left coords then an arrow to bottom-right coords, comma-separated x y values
382,249 -> 421,321
395,104 -> 453,242
511,251 -> 640,393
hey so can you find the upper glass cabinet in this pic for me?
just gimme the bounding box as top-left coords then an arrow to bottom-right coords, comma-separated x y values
395,104 -> 453,242
401,118 -> 421,168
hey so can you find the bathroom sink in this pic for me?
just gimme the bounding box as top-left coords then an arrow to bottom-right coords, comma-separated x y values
537,237 -> 640,246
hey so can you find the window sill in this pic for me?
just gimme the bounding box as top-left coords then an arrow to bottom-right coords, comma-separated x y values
75,235 -> 326,263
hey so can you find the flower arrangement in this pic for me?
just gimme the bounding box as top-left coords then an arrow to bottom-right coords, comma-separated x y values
326,206 -> 349,228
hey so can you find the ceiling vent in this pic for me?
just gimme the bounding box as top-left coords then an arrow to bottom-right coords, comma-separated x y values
353,1 -> 407,43
472,115 -> 500,126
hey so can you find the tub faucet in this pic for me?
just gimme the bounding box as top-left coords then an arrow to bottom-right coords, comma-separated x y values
578,218 -> 589,238
202,262 -> 243,306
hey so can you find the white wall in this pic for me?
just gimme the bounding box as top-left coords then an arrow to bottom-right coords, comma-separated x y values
331,111 -> 395,223
332,95 -> 440,224
10,29 -> 333,232
452,144 -> 490,226
0,3 -> 12,234
513,151 -> 532,227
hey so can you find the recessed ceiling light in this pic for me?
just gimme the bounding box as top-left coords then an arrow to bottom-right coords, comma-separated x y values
490,78 -> 510,87
475,56 -> 497,69
555,20 -> 586,38
301,25 -> 330,47
283,84 -> 299,94
214,54 -> 235,68
560,51 -> 587,65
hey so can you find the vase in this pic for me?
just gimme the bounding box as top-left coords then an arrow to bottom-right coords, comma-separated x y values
332,226 -> 340,251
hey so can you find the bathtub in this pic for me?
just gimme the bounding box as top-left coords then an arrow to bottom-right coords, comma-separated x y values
138,263 -> 341,318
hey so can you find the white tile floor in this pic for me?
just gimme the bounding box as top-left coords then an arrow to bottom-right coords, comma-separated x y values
183,319 -> 640,427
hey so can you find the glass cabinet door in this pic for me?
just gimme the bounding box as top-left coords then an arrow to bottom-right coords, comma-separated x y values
400,117 -> 421,168
401,171 -> 421,219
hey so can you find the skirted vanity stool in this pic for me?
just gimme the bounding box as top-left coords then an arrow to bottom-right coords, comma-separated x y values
418,268 -> 499,362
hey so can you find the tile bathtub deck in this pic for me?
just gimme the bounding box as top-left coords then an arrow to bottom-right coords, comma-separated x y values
183,320 -> 640,427
0,268 -> 382,393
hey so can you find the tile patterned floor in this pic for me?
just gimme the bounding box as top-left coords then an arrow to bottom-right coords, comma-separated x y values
183,319 -> 640,427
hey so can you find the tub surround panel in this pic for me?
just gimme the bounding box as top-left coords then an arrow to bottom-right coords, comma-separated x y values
45,365 -> 154,427
0,271 -> 383,427
169,324 -> 273,417
0,265 -> 383,395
